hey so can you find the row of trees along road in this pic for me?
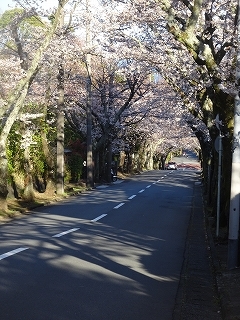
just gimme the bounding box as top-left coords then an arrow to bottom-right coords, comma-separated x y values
0,0 -> 197,209
0,0 -> 239,257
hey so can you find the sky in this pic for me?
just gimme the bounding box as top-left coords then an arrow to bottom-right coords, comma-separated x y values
0,0 -> 15,13
0,0 -> 59,14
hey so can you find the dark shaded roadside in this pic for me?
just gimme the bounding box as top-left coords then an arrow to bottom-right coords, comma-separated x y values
173,180 -> 222,319
209,218 -> 240,319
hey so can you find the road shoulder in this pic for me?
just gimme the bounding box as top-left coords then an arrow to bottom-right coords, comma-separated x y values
173,181 -> 222,319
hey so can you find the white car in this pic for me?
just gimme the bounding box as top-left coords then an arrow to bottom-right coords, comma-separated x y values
166,162 -> 177,170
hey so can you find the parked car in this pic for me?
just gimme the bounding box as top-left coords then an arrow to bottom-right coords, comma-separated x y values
166,161 -> 177,170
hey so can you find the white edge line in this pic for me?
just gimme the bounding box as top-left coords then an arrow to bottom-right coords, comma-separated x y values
128,195 -> 136,200
52,227 -> 80,238
91,214 -> 107,222
114,202 -> 125,209
0,247 -> 29,261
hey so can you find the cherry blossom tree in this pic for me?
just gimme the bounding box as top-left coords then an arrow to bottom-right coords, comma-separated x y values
120,79 -> 199,171
64,40 -> 188,180
0,0 -> 69,211
0,0 -> 203,210
104,0 -> 237,222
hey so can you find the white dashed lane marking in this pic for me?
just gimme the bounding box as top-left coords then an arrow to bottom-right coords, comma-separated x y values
91,214 -> 107,222
114,203 -> 125,209
52,228 -> 80,238
128,195 -> 136,200
0,247 -> 29,261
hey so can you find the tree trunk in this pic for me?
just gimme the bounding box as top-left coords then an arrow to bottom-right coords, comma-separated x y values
0,83 -> 28,211
56,63 -> 65,195
41,130 -> 55,192
85,0 -> 94,188
86,100 -> 94,188
106,142 -> 112,183
56,108 -> 65,195
41,84 -> 55,193
0,140 -> 9,212
23,147 -> 34,201
93,149 -> 99,182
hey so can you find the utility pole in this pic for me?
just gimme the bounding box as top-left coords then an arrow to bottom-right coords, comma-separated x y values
85,0 -> 94,188
228,1 -> 240,269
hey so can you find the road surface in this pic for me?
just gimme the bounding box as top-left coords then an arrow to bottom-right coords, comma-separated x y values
0,169 -> 200,320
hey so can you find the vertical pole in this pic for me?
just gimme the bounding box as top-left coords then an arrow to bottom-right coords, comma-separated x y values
227,1 -> 240,269
86,0 -> 94,188
216,133 -> 222,237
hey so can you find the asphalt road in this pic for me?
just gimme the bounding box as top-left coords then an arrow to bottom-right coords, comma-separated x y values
171,150 -> 201,170
0,169 -> 200,320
